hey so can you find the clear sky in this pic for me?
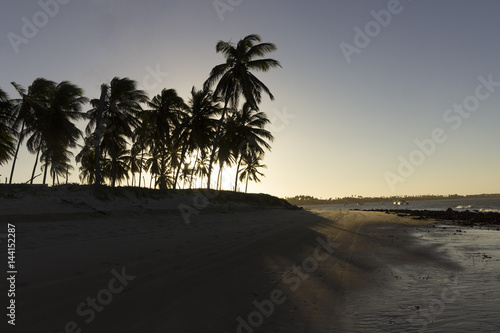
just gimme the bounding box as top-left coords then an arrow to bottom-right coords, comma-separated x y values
1,0 -> 499,198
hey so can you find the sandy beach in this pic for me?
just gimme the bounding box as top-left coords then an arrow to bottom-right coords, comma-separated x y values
0,187 -> 499,332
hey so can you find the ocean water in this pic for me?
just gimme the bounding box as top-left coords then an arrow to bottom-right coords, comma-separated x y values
305,196 -> 500,213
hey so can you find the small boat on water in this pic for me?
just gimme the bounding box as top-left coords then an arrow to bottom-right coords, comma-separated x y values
393,200 -> 409,205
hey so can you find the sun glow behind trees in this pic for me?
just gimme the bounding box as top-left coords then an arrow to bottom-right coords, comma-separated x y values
0,35 -> 280,192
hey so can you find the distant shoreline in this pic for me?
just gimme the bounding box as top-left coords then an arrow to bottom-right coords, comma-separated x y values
287,193 -> 500,206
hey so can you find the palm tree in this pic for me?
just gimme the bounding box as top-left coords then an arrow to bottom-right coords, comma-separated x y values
76,136 -> 98,185
9,78 -> 55,183
123,144 -> 143,186
203,34 -> 281,189
195,154 -> 210,188
35,81 -> 88,184
230,102 -> 274,191
216,122 -> 235,190
101,147 -> 131,186
239,151 -> 267,193
172,87 -> 220,189
144,88 -> 186,189
41,147 -> 74,186
86,77 -> 147,187
187,148 -> 207,189
179,164 -> 192,189
131,111 -> 155,188
0,88 -> 16,166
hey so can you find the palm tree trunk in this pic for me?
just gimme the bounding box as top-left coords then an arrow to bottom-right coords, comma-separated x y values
189,150 -> 199,189
234,154 -> 243,192
129,165 -> 134,187
30,145 -> 41,184
9,121 -> 25,184
207,98 -> 229,189
94,85 -> 107,186
173,144 -> 188,189
159,150 -> 166,189
245,173 -> 249,193
216,165 -> 222,190
219,168 -> 223,190
111,141 -> 117,187
42,155 -> 49,185
138,149 -> 144,188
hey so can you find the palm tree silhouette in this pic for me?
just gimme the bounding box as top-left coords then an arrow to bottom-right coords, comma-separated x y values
76,135 -> 98,184
101,147 -> 131,186
216,123 -> 238,191
239,151 -> 267,193
86,77 -> 147,187
123,143 -> 144,186
143,88 -> 186,189
229,102 -> 273,191
173,86 -> 221,189
204,34 -> 281,189
9,78 -> 55,184
37,81 -> 88,184
0,88 -> 16,166
7,79 -> 86,185
131,111 -> 154,188
195,154 -> 210,188
41,147 -> 73,186
179,164 -> 192,189
5,36 -> 279,189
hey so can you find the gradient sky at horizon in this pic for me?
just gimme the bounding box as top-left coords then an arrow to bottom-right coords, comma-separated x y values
1,0 -> 499,198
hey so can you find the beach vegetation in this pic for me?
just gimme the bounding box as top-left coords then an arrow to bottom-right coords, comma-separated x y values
0,34 -> 278,191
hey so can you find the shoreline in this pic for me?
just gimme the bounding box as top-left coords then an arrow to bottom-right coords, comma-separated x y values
287,194 -> 500,206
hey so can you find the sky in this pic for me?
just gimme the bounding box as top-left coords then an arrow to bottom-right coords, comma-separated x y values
1,0 -> 500,198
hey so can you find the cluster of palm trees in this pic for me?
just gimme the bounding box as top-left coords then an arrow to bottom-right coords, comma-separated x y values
0,34 -> 280,192
0,78 -> 88,185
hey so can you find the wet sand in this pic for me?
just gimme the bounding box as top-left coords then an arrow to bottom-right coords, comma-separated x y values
0,202 -> 499,332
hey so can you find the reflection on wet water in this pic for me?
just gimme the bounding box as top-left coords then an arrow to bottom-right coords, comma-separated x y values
342,225 -> 500,332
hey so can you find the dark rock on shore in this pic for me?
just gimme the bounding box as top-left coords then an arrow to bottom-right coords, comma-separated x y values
364,208 -> 500,226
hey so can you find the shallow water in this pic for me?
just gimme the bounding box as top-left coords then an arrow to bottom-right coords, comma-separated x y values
342,225 -> 500,332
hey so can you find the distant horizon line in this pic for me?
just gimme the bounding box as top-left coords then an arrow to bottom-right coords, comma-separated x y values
286,193 -> 500,200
